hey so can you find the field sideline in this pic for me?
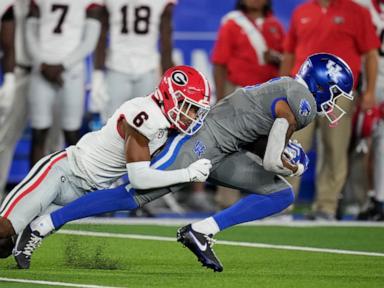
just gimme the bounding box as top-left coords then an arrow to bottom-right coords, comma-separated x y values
0,220 -> 383,288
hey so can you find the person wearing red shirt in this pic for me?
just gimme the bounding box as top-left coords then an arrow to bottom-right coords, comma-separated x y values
210,0 -> 285,209
280,0 -> 380,220
212,0 -> 285,101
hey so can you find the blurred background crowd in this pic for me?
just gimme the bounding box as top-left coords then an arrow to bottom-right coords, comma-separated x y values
0,0 -> 383,221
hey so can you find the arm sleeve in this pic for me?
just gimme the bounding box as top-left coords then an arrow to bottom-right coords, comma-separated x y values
126,161 -> 190,190
62,18 -> 101,69
25,17 -> 43,65
263,118 -> 293,176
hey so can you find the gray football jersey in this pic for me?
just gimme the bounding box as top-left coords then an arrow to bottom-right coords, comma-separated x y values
205,77 -> 316,153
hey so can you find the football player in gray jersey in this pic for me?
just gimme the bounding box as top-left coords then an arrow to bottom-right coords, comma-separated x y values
7,53 -> 354,272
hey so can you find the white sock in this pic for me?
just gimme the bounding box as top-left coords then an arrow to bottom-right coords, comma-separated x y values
30,215 -> 55,237
191,217 -> 220,236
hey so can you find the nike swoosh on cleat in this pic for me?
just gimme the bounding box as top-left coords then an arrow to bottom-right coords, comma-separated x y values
189,231 -> 207,251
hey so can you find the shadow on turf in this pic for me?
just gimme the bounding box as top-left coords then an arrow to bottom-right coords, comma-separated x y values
64,237 -> 122,270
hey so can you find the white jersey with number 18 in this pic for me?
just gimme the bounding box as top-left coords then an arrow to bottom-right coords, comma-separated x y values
104,0 -> 176,75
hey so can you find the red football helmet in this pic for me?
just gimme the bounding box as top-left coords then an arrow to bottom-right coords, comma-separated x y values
154,65 -> 211,135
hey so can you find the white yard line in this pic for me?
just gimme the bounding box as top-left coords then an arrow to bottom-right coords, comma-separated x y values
72,217 -> 384,228
0,277 -> 123,288
58,229 -> 384,258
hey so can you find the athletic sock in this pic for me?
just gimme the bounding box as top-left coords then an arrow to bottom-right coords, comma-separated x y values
50,184 -> 138,230
213,188 -> 294,231
191,216 -> 220,236
30,215 -> 55,237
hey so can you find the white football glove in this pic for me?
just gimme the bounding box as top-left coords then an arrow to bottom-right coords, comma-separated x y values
0,73 -> 16,123
186,158 -> 212,182
90,70 -> 109,113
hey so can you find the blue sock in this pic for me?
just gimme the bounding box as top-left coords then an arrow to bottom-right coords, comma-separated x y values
213,188 -> 294,231
51,184 -> 138,229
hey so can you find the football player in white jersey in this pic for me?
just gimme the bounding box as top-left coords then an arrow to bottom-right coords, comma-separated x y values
0,0 -> 66,201
0,0 -> 16,200
0,65 -> 212,266
354,0 -> 384,220
26,0 -> 104,166
91,0 -> 176,120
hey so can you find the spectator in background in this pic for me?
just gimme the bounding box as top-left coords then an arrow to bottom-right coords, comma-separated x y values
353,0 -> 384,221
91,0 -> 176,120
0,0 -> 16,201
90,0 -> 181,215
26,0 -> 103,166
210,0 -> 285,208
280,0 -> 380,220
212,0 -> 285,101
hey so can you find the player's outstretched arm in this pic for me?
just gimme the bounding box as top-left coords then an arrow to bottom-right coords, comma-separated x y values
120,118 -> 212,190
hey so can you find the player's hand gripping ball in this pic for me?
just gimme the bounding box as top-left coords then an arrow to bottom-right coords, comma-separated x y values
282,139 -> 309,176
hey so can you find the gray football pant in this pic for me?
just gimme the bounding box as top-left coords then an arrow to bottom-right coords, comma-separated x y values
133,131 -> 290,207
0,151 -> 87,234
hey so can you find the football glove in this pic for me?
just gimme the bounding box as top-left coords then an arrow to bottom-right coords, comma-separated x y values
90,70 -> 109,113
283,139 -> 309,176
187,158 -> 212,182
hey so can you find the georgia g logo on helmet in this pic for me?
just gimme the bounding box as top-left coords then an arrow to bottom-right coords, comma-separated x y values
171,71 -> 188,86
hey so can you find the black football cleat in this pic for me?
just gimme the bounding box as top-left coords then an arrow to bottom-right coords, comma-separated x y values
13,225 -> 44,269
177,224 -> 223,272
357,198 -> 384,221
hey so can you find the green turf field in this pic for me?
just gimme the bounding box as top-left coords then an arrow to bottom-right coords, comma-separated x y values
0,223 -> 383,288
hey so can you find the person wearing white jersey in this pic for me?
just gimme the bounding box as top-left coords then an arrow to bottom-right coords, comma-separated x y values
26,0 -> 103,166
0,0 -> 16,200
91,0 -> 176,119
0,0 -> 69,200
353,0 -> 384,220
0,65 -> 212,267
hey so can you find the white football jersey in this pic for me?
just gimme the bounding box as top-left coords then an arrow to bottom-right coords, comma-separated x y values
0,0 -> 14,30
67,95 -> 171,189
34,0 -> 102,63
104,0 -> 176,75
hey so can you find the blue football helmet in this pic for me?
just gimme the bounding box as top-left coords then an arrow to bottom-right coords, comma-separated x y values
297,53 -> 354,125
